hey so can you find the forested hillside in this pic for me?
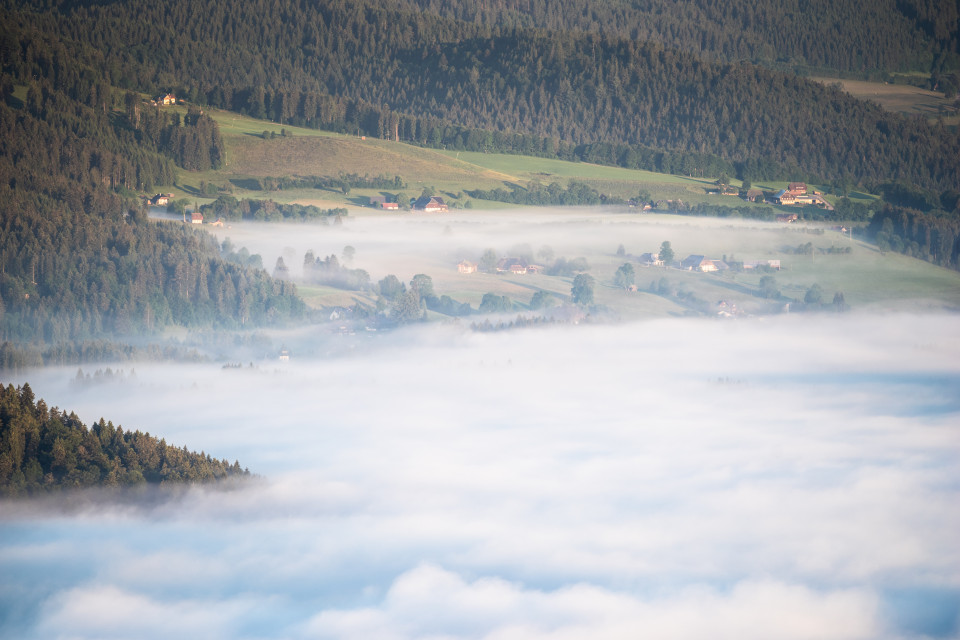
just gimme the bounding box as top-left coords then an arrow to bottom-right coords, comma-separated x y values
0,13 -> 305,356
4,0 -> 959,191
0,383 -> 250,496
396,0 -> 960,80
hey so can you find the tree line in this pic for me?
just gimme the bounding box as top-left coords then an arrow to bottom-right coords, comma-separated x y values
0,383 -> 250,496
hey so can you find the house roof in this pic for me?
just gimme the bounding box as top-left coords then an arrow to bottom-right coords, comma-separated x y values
680,254 -> 706,268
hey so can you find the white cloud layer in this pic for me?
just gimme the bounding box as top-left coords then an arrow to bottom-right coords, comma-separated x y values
2,313 -> 959,639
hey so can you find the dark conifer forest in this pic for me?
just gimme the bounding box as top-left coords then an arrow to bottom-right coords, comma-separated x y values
2,0 -> 958,191
0,382 -> 250,496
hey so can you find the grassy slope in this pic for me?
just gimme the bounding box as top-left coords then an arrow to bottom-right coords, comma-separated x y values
810,77 -> 960,126
160,107 -> 956,319
170,107 -> 876,212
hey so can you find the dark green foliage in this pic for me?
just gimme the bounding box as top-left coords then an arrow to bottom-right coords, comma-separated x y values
805,284 -> 825,304
201,196 -> 347,222
759,275 -> 780,299
867,204 -> 960,268
303,254 -> 370,291
244,174 -> 406,193
431,294 -> 472,316
0,20 -> 304,350
394,0 -> 958,77
546,257 -> 590,276
614,263 -> 635,289
0,205 -> 305,344
391,290 -> 424,323
529,290 -> 553,310
479,293 -> 513,313
4,0 -> 957,191
378,275 -> 404,301
467,181 -> 604,206
0,383 -> 250,496
571,273 -> 595,305
659,242 -> 675,265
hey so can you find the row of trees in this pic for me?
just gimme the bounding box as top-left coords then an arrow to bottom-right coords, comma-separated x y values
0,383 -> 250,496
200,196 -> 347,223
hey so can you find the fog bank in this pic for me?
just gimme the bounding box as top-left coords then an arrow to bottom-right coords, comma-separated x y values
2,313 -> 959,638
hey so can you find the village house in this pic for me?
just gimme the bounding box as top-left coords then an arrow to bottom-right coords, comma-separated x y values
370,196 -> 400,210
157,93 -> 177,106
744,189 -> 765,203
776,213 -> 799,223
190,211 -> 203,224
637,252 -> 663,267
148,193 -> 173,206
457,260 -> 478,274
413,195 -> 448,212
680,255 -> 727,272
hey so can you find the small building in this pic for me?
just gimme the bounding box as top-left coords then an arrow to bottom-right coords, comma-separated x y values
774,189 -> 797,205
776,213 -> 799,223
190,211 -> 203,224
495,257 -> 528,273
158,93 -> 177,106
637,252 -> 663,266
149,193 -> 173,206
744,189 -> 765,203
680,255 -> 722,272
458,260 -> 478,274
279,347 -> 290,361
788,182 -> 807,195
413,196 -> 449,212
380,202 -> 399,210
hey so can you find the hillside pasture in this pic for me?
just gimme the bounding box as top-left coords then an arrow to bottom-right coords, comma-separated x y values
811,77 -> 960,125
203,210 -> 960,320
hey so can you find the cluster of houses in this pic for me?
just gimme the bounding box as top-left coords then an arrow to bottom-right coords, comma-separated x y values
456,257 -> 543,275
711,181 -> 834,213
638,252 -> 780,273
369,195 -> 449,212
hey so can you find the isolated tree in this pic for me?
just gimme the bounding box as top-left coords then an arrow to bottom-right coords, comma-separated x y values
614,263 -> 635,289
659,241 -> 675,265
342,246 -> 356,264
571,273 -> 595,305
616,244 -> 626,256
410,274 -> 435,299
529,290 -> 553,310
378,274 -> 403,300
741,178 -> 752,192
273,256 -> 290,280
804,284 -> 824,304
479,293 -> 511,313
759,275 -> 780,299
391,290 -> 423,323
833,291 -> 847,312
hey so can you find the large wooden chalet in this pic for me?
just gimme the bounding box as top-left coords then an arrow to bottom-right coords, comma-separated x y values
413,196 -> 449,212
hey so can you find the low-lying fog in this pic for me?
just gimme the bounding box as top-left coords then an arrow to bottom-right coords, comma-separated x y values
3,212 -> 959,639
